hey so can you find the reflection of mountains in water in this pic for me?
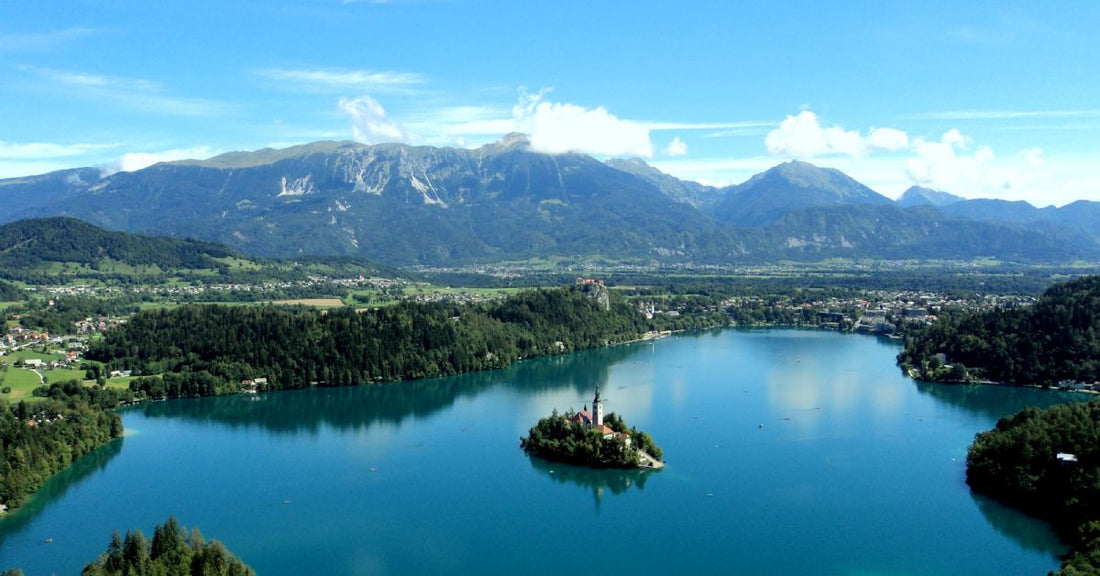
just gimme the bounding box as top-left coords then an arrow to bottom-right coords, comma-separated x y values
0,438 -> 124,545
132,341 -> 648,434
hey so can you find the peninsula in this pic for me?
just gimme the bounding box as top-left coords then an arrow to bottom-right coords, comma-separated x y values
520,388 -> 664,469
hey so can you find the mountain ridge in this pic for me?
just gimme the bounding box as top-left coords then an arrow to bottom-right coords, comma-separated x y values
1,140 -> 1097,265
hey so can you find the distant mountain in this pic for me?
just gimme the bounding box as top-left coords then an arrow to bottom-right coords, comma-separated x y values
0,217 -> 237,276
1,142 -> 1096,265
1052,200 -> 1100,244
940,198 -> 1048,222
896,186 -> 965,208
605,158 -> 724,212
0,167 -> 106,214
758,204 -> 1099,262
713,160 -> 892,227
3,139 -> 728,265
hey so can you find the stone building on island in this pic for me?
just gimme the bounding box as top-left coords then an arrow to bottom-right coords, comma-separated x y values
569,387 -> 631,447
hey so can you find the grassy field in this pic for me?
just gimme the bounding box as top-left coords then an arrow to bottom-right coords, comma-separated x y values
1,349 -> 63,364
42,368 -> 88,384
1,367 -> 44,402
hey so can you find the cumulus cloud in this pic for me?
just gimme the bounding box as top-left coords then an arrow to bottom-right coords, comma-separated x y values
765,110 -> 910,159
512,89 -> 654,157
107,146 -> 218,173
867,127 -> 909,151
664,136 -> 688,157
905,129 -> 997,194
338,95 -> 411,144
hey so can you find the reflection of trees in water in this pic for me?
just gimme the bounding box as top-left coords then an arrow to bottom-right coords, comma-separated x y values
0,438 -> 123,545
911,379 -> 1086,421
527,454 -> 657,511
133,342 -> 647,434
971,493 -> 1067,557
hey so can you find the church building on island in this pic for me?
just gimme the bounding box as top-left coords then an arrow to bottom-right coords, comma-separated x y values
569,387 -> 631,447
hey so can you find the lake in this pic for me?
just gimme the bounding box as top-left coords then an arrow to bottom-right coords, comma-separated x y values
0,329 -> 1084,575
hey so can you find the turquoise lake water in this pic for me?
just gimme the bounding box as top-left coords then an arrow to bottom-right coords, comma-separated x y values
0,329 -> 1085,575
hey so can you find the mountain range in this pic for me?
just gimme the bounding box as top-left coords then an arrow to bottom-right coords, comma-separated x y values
1,136 -> 1097,265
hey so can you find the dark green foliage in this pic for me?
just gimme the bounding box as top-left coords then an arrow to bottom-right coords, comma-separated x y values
16,296 -> 140,335
0,217 -> 236,276
520,410 -> 662,468
0,280 -> 24,301
86,287 -> 648,397
81,517 -> 254,576
900,275 -> 1100,385
520,411 -> 638,468
967,401 -> 1100,575
0,381 -> 127,512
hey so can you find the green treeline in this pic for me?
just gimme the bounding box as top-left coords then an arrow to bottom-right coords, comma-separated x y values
967,401 -> 1100,575
0,381 -> 126,513
0,281 -> 24,302
520,411 -> 663,469
81,517 -> 254,576
899,275 -> 1100,385
86,287 -> 650,398
0,217 -> 236,275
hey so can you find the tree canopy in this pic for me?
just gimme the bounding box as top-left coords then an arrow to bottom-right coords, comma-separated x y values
81,517 -> 254,576
87,287 -> 650,398
967,401 -> 1100,575
0,381 -> 126,513
899,275 -> 1100,385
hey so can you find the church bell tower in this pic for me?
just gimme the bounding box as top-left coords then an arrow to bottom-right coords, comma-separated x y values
593,387 -> 604,427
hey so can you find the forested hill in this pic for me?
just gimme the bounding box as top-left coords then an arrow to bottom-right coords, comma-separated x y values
899,275 -> 1100,385
86,287 -> 651,396
0,280 -> 23,301
0,217 -> 237,275
967,402 -> 1100,575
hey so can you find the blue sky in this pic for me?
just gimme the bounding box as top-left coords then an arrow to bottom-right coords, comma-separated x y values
2,1 -> 1099,205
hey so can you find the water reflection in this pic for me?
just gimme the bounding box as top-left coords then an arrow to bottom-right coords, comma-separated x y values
911,379 -> 1088,420
0,438 -> 124,547
527,455 -> 657,511
134,342 -> 647,434
972,494 -> 1067,557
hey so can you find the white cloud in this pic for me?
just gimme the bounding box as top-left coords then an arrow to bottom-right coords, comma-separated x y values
664,136 -> 688,157
258,68 -> 425,93
338,95 -> 411,144
0,27 -> 102,52
910,109 -> 1100,121
0,140 -> 108,159
512,89 -> 653,157
867,127 -> 909,151
905,129 -> 994,194
108,146 -> 218,173
25,66 -> 228,116
765,110 -> 910,159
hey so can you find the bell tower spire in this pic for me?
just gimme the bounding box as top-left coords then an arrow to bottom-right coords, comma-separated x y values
593,387 -> 604,427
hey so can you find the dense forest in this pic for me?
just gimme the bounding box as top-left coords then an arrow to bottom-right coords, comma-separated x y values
898,275 -> 1100,385
87,287 -> 651,398
520,410 -> 663,469
967,401 -> 1100,575
0,381 -> 127,513
79,517 -> 254,576
0,217 -> 237,273
0,281 -> 23,302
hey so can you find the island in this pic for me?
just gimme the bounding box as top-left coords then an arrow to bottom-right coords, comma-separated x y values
520,388 -> 664,469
